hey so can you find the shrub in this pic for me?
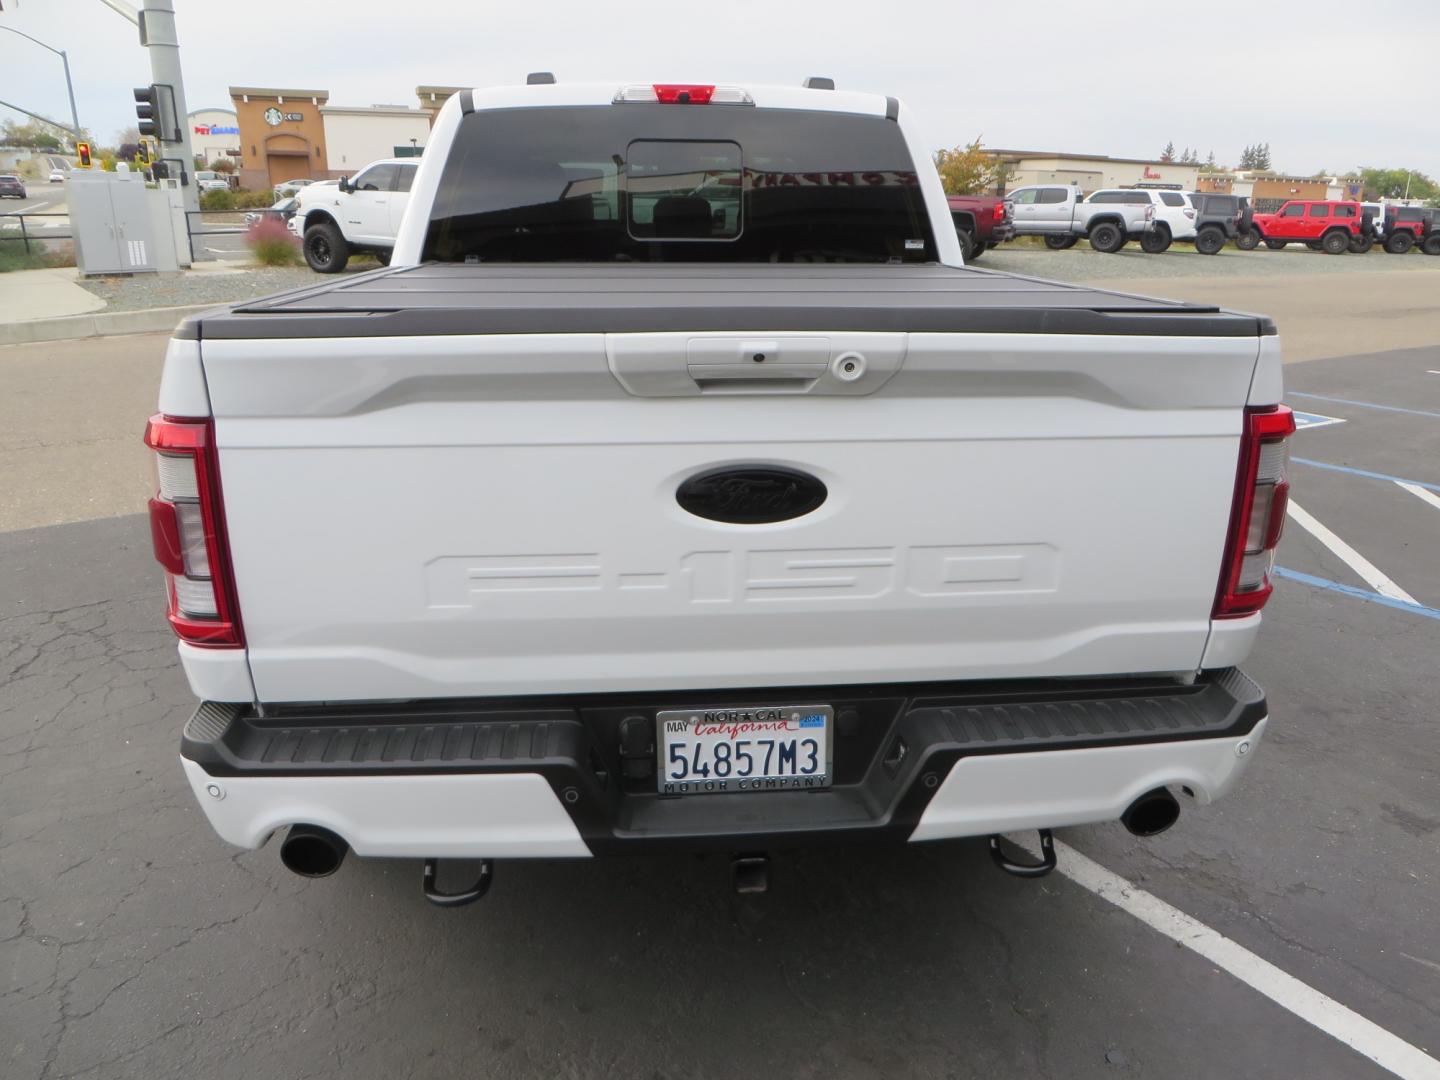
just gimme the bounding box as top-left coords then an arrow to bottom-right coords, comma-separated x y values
199,188 -> 235,212
232,189 -> 279,210
244,217 -> 301,266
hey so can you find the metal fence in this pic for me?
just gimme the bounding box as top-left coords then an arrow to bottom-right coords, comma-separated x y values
183,208 -> 261,263
0,211 -> 73,254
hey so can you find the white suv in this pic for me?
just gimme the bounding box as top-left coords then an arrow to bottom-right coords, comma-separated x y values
289,158 -> 418,273
1087,189 -> 1196,252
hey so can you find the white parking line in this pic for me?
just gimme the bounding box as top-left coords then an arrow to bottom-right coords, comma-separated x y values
1396,481 -> 1440,514
1286,500 -> 1418,605
1016,835 -> 1440,1080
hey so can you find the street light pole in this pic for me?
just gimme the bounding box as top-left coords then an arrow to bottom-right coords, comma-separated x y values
0,25 -> 82,139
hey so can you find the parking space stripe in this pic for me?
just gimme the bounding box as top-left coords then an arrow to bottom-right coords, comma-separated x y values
1016,835 -> 1440,1080
1293,458 -> 1440,495
1286,501 -> 1418,605
1396,482 -> 1440,514
1274,568 -> 1440,621
1287,393 -> 1440,421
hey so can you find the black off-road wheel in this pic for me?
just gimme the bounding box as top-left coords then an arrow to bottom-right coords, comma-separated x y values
1422,233 -> 1440,256
1089,221 -> 1124,253
1321,230 -> 1349,255
303,221 -> 350,274
1044,235 -> 1078,250
1264,239 -> 1287,250
1385,231 -> 1414,254
1140,227 -> 1172,254
1235,228 -> 1261,251
956,228 -> 976,262
1349,235 -> 1375,254
1194,225 -> 1226,255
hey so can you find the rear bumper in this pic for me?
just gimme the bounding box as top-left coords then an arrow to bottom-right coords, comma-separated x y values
181,669 -> 1267,857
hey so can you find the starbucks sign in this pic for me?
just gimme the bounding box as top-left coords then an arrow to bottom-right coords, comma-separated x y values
262,107 -> 304,126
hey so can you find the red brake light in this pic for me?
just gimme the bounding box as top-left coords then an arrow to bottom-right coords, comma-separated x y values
653,83 -> 715,104
1214,405 -> 1295,618
144,414 -> 244,647
992,202 -> 1005,222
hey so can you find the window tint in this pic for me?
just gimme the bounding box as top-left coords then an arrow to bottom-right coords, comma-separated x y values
353,164 -> 397,192
1309,204 -> 1330,218
395,164 -> 417,193
1087,191 -> 1121,203
1332,205 -> 1355,218
1159,191 -> 1185,207
1037,188 -> 1069,204
1008,188 -> 1039,205
1280,204 -> 1305,217
626,140 -> 740,240
424,106 -> 935,263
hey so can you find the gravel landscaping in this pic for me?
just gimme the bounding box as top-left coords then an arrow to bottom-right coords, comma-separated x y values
978,241 -> 1440,282
76,261 -> 380,312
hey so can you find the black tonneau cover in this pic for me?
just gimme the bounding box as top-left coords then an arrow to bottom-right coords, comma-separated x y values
176,264 -> 1277,340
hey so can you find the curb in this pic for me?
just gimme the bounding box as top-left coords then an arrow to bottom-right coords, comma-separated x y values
0,304 -> 215,346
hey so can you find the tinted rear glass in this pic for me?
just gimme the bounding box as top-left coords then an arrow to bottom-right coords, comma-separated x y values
1037,188 -> 1069,204
424,105 -> 935,263
1159,191 -> 1186,206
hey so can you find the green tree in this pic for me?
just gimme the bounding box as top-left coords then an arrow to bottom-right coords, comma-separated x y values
2,118 -> 63,150
933,138 -> 1007,195
1254,143 -> 1272,170
1357,167 -> 1438,202
1201,150 -> 1221,172
1160,141 -> 1175,163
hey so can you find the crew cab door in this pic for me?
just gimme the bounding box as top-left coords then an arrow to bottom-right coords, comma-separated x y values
1008,187 -> 1042,230
1305,203 -> 1330,239
341,163 -> 398,245
1275,202 -> 1305,237
389,162 -> 418,237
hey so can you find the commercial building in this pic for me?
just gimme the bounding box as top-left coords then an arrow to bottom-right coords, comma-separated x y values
230,87 -> 331,190
988,149 -> 1201,194
321,105 -> 430,173
188,108 -> 240,166
416,86 -> 465,126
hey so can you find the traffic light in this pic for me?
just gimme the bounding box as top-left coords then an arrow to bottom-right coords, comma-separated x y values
76,142 -> 92,169
133,84 -> 178,142
134,85 -> 160,138
135,141 -> 150,167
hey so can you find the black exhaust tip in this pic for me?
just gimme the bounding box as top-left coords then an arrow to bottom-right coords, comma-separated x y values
279,824 -> 348,878
1121,788 -> 1181,837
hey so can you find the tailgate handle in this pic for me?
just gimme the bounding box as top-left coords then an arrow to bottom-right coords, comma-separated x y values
688,362 -> 827,394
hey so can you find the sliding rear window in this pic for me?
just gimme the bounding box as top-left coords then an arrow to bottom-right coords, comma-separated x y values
423,105 -> 935,263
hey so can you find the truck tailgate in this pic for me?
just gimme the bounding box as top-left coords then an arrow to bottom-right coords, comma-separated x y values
191,265 -> 1269,703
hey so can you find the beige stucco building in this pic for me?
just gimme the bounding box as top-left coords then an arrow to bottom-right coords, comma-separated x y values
989,150 -> 1201,194
188,108 -> 241,166
321,105 -> 431,173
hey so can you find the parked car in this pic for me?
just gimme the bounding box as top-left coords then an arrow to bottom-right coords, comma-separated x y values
0,174 -> 27,199
1087,188 -> 1196,253
1006,184 -> 1154,252
244,196 -> 300,227
289,157 -> 417,272
1381,206 -> 1436,254
1235,200 -> 1366,254
1186,193 -> 1249,254
194,170 -> 231,193
274,178 -> 317,198
157,78 -> 1285,901
48,169 -> 66,184
946,194 -> 1013,261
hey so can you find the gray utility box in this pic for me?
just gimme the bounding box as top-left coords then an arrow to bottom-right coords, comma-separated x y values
68,170 -> 179,276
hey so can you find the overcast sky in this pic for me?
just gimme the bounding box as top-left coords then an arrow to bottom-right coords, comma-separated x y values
4,0 -> 1439,178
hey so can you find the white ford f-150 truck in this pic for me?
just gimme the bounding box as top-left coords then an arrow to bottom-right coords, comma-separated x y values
151,78 -> 1289,903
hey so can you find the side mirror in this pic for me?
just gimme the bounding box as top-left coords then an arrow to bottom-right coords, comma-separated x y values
337,175 -> 351,194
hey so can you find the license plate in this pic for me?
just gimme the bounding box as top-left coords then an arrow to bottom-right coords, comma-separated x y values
656,705 -> 832,795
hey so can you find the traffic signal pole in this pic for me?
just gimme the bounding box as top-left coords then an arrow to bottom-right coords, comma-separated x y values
138,0 -> 198,212
100,0 -> 199,212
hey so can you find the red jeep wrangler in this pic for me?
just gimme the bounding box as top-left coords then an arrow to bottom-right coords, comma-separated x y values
1235,200 -> 1368,255
1382,207 -> 1439,255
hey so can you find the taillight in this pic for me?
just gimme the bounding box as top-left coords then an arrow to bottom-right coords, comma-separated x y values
1214,405 -> 1295,618
144,414 -> 243,647
614,84 -> 754,105
992,202 -> 1005,222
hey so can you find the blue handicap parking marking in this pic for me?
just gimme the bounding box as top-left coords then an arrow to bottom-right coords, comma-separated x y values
1291,410 -> 1347,431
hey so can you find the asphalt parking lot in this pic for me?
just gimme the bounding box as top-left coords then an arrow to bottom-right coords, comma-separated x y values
2,264 -> 1438,1078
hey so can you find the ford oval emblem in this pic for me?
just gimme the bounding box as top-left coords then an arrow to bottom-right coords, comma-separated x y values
676,466 -> 827,524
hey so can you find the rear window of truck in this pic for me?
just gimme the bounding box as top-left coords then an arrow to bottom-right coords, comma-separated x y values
423,106 -> 936,263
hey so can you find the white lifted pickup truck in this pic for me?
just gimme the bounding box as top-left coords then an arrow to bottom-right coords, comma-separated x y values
150,78 -> 1290,903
